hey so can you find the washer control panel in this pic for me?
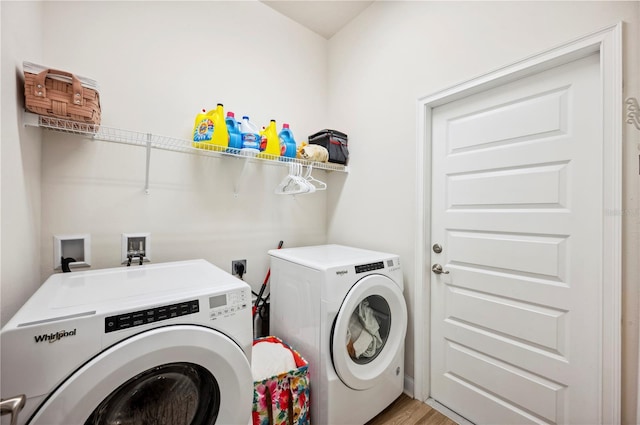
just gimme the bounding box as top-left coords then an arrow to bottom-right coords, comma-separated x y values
209,289 -> 249,320
354,258 -> 398,274
355,261 -> 385,274
105,300 -> 199,333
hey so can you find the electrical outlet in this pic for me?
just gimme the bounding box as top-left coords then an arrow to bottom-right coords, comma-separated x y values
121,233 -> 151,264
232,259 -> 246,277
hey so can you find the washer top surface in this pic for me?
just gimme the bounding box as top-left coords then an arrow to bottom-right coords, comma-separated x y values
4,259 -> 245,328
268,244 -> 397,271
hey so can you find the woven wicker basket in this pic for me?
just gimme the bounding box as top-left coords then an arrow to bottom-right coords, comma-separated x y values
24,67 -> 101,126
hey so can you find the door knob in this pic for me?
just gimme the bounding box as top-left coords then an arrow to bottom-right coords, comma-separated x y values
432,264 -> 449,274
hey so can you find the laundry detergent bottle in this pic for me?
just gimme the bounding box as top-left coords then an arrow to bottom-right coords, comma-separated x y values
192,108 -> 215,147
239,116 -> 261,152
279,123 -> 297,158
226,111 -> 242,151
192,103 -> 228,150
258,119 -> 281,158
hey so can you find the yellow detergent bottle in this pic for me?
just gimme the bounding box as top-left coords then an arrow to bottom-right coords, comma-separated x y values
192,108 -> 214,148
257,119 -> 280,158
192,103 -> 229,151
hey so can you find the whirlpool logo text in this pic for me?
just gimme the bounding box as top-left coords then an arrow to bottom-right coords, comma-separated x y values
34,328 -> 77,343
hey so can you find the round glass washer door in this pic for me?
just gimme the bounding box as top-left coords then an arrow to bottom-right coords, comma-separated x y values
29,325 -> 253,425
85,362 -> 219,425
331,274 -> 407,391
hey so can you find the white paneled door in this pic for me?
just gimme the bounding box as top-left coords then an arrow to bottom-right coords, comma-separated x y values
430,53 -> 603,424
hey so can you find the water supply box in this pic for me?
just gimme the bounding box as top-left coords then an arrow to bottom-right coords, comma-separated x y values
308,129 -> 349,165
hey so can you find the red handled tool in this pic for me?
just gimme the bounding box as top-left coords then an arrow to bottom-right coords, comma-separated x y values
253,240 -> 283,317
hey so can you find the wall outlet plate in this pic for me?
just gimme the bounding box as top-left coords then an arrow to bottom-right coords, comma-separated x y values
121,232 -> 151,264
232,259 -> 246,276
53,234 -> 91,270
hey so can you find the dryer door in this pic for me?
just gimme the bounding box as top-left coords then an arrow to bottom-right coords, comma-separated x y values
331,274 -> 407,390
27,325 -> 252,425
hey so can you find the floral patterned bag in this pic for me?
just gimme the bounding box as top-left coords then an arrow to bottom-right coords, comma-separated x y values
252,336 -> 310,425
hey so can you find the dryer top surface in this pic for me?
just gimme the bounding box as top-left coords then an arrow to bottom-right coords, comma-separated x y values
4,259 -> 247,328
268,244 -> 398,270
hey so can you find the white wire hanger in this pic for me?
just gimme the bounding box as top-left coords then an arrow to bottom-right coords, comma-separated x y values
303,164 -> 326,190
275,162 -> 316,195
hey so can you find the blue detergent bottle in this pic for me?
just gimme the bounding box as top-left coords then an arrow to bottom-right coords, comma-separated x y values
279,123 -> 297,158
226,111 -> 243,151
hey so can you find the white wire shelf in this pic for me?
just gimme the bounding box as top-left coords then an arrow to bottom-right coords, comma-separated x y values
23,113 -> 349,173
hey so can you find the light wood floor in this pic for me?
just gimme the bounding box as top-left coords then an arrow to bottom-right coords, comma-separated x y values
365,393 -> 459,425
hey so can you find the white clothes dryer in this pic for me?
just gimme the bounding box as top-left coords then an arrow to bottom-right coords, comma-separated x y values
268,245 -> 407,425
0,259 -> 253,425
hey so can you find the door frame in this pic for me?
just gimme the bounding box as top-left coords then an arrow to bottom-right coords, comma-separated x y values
414,22 -> 622,423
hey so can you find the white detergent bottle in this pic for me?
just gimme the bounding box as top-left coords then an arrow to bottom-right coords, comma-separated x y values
240,115 -> 261,153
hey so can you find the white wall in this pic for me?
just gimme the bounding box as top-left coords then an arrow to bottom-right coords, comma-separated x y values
327,1 -> 640,423
28,1 -> 329,298
1,2 -> 44,326
3,0 -> 640,423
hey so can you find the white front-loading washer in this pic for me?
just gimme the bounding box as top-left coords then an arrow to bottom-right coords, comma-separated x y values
268,245 -> 407,425
0,259 -> 253,425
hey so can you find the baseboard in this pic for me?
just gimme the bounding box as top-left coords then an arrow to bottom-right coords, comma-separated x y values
403,374 -> 414,398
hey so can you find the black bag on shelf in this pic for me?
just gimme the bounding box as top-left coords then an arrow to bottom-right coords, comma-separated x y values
308,129 -> 349,165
